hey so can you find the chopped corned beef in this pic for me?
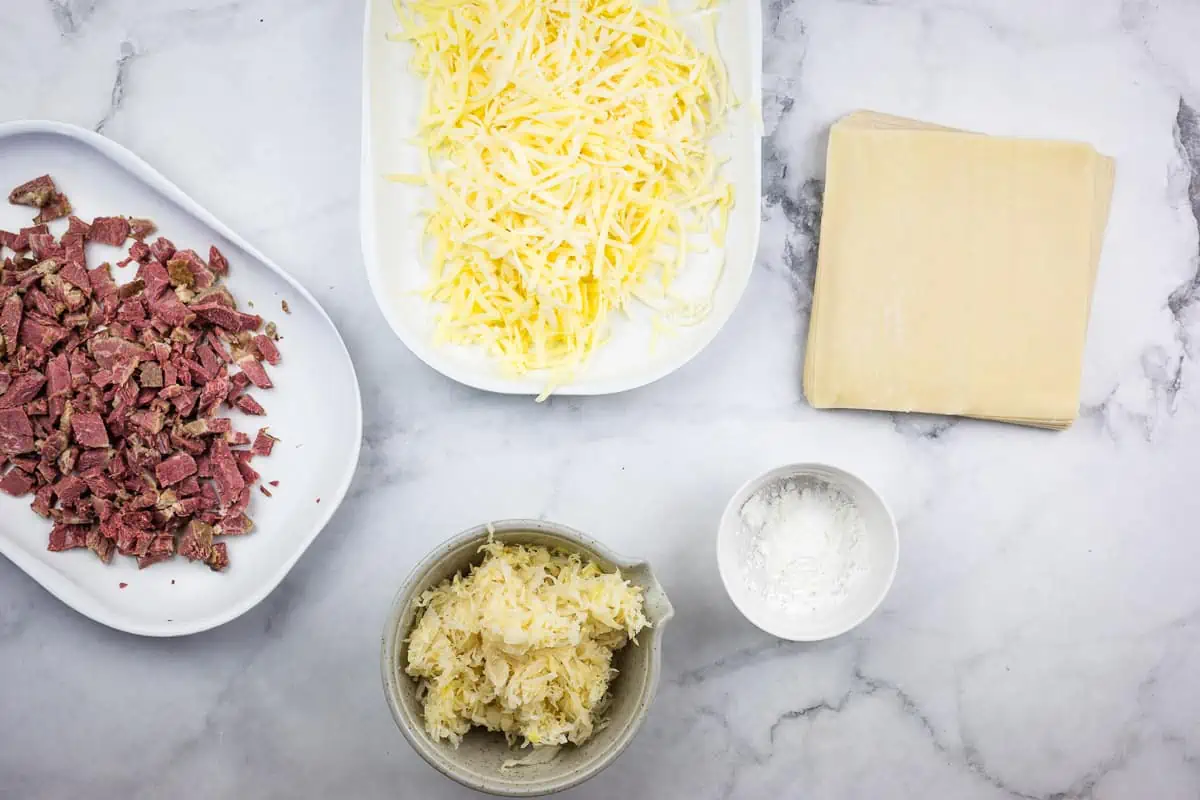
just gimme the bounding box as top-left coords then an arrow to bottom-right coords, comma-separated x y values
191,303 -> 261,332
9,455 -> 38,473
86,528 -> 115,563
234,394 -> 265,415
208,438 -> 244,506
208,246 -> 229,275
206,541 -> 229,571
35,193 -> 73,225
139,361 -> 163,388
48,523 -> 90,551
0,468 -> 35,496
9,175 -> 57,208
53,474 -> 87,505
129,218 -> 157,241
67,216 -> 92,238
237,354 -> 272,389
149,236 -> 175,263
218,512 -> 254,536
0,370 -> 45,408
59,260 -> 91,295
70,412 -> 110,448
0,175 -> 283,571
89,216 -> 130,246
0,408 -> 34,454
178,520 -> 214,561
19,313 -> 68,351
251,428 -> 276,457
1,294 -> 22,345
155,452 -> 197,486
236,459 -> 259,484
252,334 -> 281,366
46,354 -> 70,397
167,250 -> 215,290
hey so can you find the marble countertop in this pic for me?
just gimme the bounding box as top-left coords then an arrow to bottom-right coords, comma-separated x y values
3,0 -> 1200,798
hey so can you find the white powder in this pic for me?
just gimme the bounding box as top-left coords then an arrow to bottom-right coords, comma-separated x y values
737,476 -> 868,613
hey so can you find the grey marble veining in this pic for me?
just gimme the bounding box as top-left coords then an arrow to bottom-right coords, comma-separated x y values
3,0 -> 1200,798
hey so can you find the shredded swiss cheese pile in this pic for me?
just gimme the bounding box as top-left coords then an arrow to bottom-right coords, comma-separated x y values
405,540 -> 649,749
390,0 -> 732,382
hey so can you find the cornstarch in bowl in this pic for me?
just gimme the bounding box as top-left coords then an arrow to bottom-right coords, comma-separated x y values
717,463 -> 899,641
738,476 -> 868,612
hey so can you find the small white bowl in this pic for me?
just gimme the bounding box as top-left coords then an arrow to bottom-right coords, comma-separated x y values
716,463 -> 898,641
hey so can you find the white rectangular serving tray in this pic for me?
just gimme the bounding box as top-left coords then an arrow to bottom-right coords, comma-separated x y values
0,121 -> 362,637
360,0 -> 763,395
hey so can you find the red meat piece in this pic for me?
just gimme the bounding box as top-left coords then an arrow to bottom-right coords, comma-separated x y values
0,468 -> 35,496
209,438 -> 244,505
252,334 -> 280,366
59,259 -> 91,296
129,218 -> 156,241
205,542 -> 229,571
19,313 -> 68,352
86,528 -> 115,563
234,394 -> 265,415
35,193 -> 72,224
178,520 -> 214,561
87,262 -> 118,298
0,370 -> 45,408
207,246 -> 229,275
147,286 -> 195,328
197,377 -> 230,416
8,175 -> 56,207
191,303 -> 261,332
0,294 -> 22,345
236,459 -> 259,484
70,412 -> 110,448
149,236 -> 176,263
227,370 -> 251,405
89,217 -> 131,246
218,512 -> 254,536
129,241 -> 151,263
167,250 -> 215,289
236,355 -> 272,389
67,216 -> 91,237
46,354 -> 70,398
0,408 -> 34,454
206,332 -> 232,363
155,452 -> 197,487
48,523 -> 91,551
53,475 -> 88,505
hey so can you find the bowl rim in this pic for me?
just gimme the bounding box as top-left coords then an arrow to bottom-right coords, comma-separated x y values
716,462 -> 900,642
380,518 -> 673,796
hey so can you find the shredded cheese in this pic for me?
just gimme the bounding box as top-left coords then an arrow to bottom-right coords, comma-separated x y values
390,0 -> 732,384
405,540 -> 649,749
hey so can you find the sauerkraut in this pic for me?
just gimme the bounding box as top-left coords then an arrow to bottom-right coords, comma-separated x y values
404,540 -> 649,748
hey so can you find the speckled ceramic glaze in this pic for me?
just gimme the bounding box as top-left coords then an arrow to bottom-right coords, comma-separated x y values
381,520 -> 675,797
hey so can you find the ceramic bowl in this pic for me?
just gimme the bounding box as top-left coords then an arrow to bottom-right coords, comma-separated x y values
381,519 -> 674,796
716,463 -> 899,641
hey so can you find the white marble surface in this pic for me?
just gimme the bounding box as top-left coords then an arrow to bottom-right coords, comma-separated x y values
2,0 -> 1200,797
